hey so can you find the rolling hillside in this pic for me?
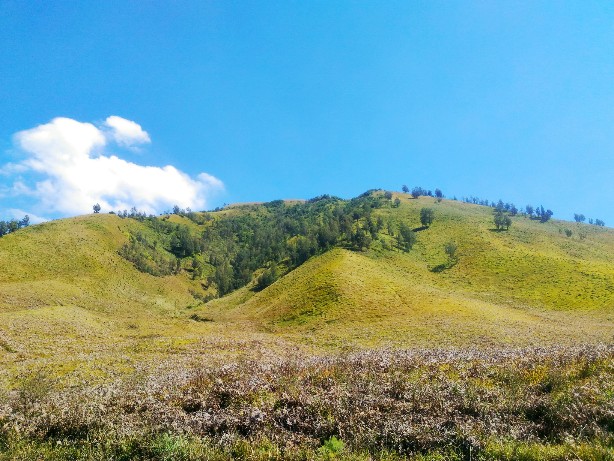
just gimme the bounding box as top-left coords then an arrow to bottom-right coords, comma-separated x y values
1,191 -> 613,460
0,191 -> 613,379
204,194 -> 613,348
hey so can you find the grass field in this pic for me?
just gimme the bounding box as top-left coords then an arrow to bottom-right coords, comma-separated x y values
0,193 -> 612,459
205,194 -> 613,348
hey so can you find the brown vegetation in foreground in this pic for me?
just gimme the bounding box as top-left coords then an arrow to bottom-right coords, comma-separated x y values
1,345 -> 612,459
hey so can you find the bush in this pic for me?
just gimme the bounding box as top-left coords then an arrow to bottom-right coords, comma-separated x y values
420,208 -> 434,227
318,436 -> 344,459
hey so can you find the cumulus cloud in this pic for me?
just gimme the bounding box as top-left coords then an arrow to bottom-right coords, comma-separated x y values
103,116 -> 151,147
6,116 -> 223,217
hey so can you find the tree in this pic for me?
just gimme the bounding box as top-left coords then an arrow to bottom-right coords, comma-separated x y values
351,228 -> 372,251
595,219 -> 605,227
402,185 -> 409,193
420,207 -> 434,227
19,215 -> 30,228
93,203 -> 101,213
525,205 -> 534,217
7,220 -> 19,233
387,221 -> 395,236
574,213 -> 586,223
494,210 -> 511,230
435,188 -> 443,198
411,187 -> 423,199
564,229 -> 572,237
397,223 -> 416,252
255,262 -> 279,291
384,191 -> 393,200
393,198 -> 401,208
539,207 -> 553,223
444,241 -> 457,261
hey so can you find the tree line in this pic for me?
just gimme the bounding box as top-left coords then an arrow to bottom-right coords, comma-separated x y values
0,215 -> 30,237
573,213 -> 605,227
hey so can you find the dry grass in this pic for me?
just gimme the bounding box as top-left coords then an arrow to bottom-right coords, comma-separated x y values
0,344 -> 612,460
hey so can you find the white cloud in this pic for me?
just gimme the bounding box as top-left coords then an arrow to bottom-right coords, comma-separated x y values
6,209 -> 48,224
7,116 -> 223,217
103,115 -> 151,147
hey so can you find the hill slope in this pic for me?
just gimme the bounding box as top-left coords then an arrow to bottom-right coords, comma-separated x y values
1,192 -> 613,379
205,196 -> 613,347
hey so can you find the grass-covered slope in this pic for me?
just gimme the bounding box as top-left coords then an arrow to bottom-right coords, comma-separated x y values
204,194 -> 614,347
1,191 -> 612,366
0,214 -> 220,379
0,214 -> 198,313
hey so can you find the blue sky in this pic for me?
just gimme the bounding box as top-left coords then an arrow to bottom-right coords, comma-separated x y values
1,1 -> 613,225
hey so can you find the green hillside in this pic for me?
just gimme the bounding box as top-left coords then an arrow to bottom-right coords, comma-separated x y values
204,194 -> 613,348
0,214 -> 223,382
1,191 -> 613,460
1,191 -> 612,376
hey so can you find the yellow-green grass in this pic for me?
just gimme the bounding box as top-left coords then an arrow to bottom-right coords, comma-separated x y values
0,214 -> 239,385
205,194 -> 614,347
1,196 -> 613,384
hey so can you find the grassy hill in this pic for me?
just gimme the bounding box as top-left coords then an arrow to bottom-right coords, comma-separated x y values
1,191 -> 613,460
0,214 -> 227,384
1,192 -> 612,372
204,193 -> 613,348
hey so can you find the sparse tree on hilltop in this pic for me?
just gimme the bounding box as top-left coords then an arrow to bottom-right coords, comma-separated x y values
494,210 -> 512,230
402,185 -> 409,193
7,220 -> 19,233
93,203 -> 101,213
539,207 -> 553,223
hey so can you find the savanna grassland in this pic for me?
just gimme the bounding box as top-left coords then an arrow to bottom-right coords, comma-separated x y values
0,191 -> 612,460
